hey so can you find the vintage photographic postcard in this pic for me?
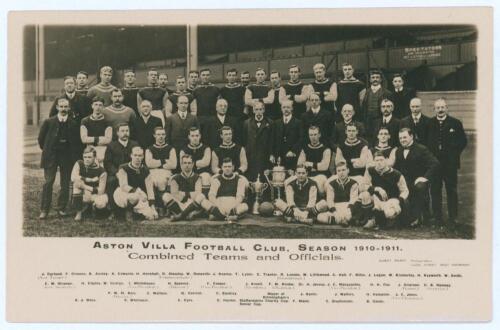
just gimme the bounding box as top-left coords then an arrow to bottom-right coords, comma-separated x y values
6,7 -> 492,322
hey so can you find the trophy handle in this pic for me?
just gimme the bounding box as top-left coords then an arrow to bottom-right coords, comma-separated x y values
262,183 -> 269,191
263,170 -> 274,201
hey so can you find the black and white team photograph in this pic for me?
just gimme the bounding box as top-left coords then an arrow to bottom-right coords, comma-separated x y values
22,25 -> 476,239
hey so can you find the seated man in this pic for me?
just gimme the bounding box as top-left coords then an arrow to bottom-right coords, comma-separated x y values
336,122 -> 371,182
361,151 -> 409,230
80,96 -> 112,164
275,164 -> 328,225
163,154 -> 205,221
71,146 -> 108,221
179,127 -> 212,196
113,146 -> 158,221
211,126 -> 248,176
317,161 -> 359,226
145,126 -> 177,215
296,126 -> 331,194
368,127 -> 396,167
199,157 -> 249,223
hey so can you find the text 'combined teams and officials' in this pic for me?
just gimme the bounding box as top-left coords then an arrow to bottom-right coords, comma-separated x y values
37,62 -> 467,231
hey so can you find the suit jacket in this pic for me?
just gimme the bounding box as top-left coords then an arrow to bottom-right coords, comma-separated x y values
426,115 -> 467,169
272,116 -> 302,159
393,142 -> 439,187
130,115 -> 163,149
300,108 -> 335,147
49,92 -> 92,123
392,87 -> 416,119
38,116 -> 81,168
371,116 -> 401,148
242,117 -> 274,179
164,112 -> 199,150
103,139 -> 140,177
400,114 -> 430,145
203,114 -> 241,149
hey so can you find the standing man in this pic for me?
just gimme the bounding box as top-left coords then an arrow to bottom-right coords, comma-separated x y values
187,70 -> 199,93
180,127 -> 212,196
279,64 -> 309,119
145,127 -> 177,215
137,68 -> 169,125
242,101 -> 274,181
220,68 -> 247,120
336,62 -> 365,122
102,88 -> 137,136
297,126 -> 331,194
400,97 -> 430,144
200,157 -> 249,223
49,76 -> 91,123
427,98 -> 467,228
300,93 -> 335,146
267,70 -> 283,120
240,71 -> 251,88
371,99 -> 401,147
211,126 -> 248,175
159,73 -> 174,93
165,75 -> 194,116
272,100 -> 302,170
203,98 -> 241,149
114,146 -> 158,221
103,123 -> 140,219
80,97 -> 112,164
75,71 -> 89,97
163,154 -> 205,221
244,68 -> 275,111
122,69 -> 140,115
130,100 -> 163,150
71,146 -> 108,221
38,97 -> 81,219
164,95 -> 199,152
394,127 -> 439,227
360,69 -> 392,136
87,66 -> 116,107
309,63 -> 337,115
191,68 -> 220,126
274,164 -> 328,225
391,73 -> 416,119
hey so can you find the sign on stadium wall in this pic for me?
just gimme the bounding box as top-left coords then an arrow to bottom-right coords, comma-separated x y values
404,45 -> 442,60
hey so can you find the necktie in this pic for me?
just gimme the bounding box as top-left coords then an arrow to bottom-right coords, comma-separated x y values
414,117 -> 419,125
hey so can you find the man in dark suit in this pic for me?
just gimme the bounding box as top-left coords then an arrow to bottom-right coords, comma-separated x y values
38,97 -> 81,219
103,122 -> 140,219
394,127 -> 439,227
242,101 -> 274,181
49,76 -> 91,123
164,95 -> 199,152
360,69 -> 392,135
271,100 -> 302,170
203,98 -> 240,149
371,99 -> 401,147
427,98 -> 467,228
399,97 -> 430,144
391,73 -> 416,119
301,93 -> 335,147
130,100 -> 163,150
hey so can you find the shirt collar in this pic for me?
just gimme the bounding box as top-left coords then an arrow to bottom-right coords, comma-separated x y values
178,111 -> 188,118
370,84 -> 381,93
437,115 -> 447,122
118,139 -> 129,147
311,106 -> 320,114
413,113 -> 422,120
283,114 -> 292,122
395,87 -> 403,92
65,91 -> 75,99
57,114 -> 68,122
383,114 -> 393,122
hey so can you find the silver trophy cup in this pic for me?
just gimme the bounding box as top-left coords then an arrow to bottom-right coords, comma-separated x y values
249,174 -> 269,215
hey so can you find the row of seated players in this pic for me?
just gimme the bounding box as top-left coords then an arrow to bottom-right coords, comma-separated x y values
72,123 -> 428,230
73,142 -> 408,230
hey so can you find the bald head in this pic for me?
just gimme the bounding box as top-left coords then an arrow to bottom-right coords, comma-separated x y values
410,98 -> 422,115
